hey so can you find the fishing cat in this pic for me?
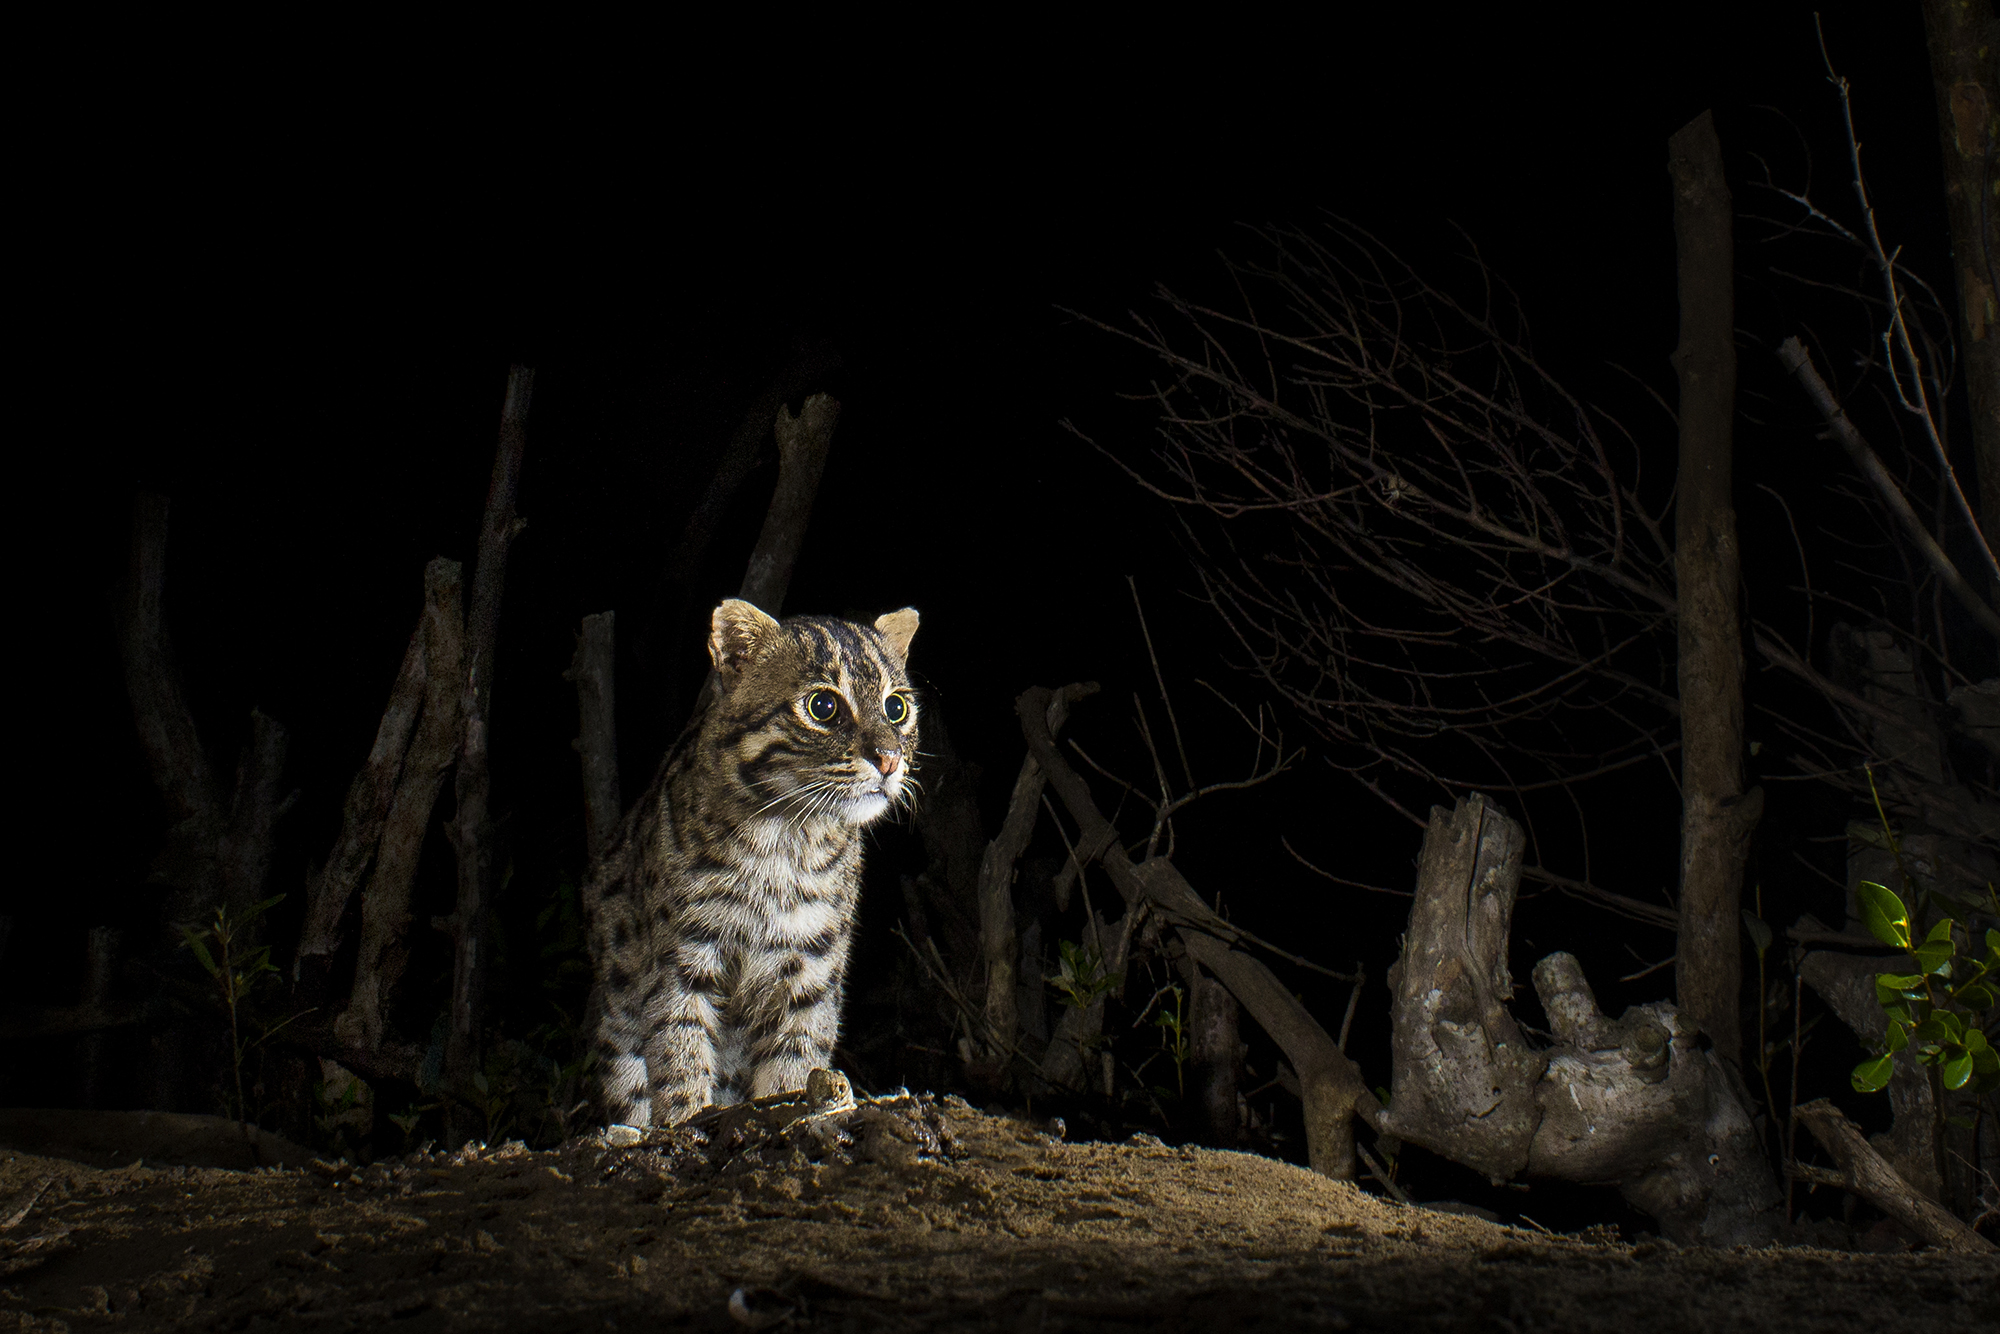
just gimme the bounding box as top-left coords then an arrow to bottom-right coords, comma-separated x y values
585,598 -> 919,1128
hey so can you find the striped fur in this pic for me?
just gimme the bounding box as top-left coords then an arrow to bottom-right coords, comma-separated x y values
584,598 -> 920,1128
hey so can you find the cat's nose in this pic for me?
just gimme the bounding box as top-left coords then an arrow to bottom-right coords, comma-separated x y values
870,748 -> 902,778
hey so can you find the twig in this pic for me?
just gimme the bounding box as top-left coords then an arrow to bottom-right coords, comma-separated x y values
1794,1098 -> 1994,1252
1776,338 -> 2000,640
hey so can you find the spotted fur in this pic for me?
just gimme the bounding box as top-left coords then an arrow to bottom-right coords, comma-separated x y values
583,598 -> 920,1128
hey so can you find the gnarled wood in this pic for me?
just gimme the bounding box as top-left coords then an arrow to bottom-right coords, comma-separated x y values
1385,794 -> 1780,1243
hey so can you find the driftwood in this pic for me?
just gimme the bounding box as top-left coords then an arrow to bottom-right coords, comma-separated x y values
1669,110 -> 1763,1067
445,365 -> 534,1115
1795,1099 -> 1995,1254
334,559 -> 465,1054
1017,686 -> 1374,1179
566,610 -> 621,862
1383,793 -> 1782,1245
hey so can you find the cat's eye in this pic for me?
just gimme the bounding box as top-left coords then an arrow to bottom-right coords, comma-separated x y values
883,692 -> 910,725
805,689 -> 841,723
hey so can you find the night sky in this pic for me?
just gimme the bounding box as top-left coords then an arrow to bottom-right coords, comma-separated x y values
17,1 -> 1955,1215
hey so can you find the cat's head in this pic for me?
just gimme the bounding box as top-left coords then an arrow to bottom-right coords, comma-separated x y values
708,598 -> 921,827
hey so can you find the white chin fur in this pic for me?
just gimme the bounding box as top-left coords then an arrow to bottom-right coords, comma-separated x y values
842,792 -> 891,825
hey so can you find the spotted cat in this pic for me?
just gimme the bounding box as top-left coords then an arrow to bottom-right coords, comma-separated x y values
584,598 -> 919,1128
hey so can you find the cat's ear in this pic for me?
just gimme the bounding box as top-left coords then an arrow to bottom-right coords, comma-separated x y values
710,599 -> 782,674
873,608 -> 919,665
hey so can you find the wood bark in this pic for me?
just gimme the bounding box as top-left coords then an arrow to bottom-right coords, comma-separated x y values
293,588 -> 430,998
1384,793 -> 1781,1244
1189,965 -> 1243,1147
1384,793 -> 1544,1180
1920,0 -> 2000,552
1795,1098 -> 1995,1254
974,686 -> 1088,1080
1669,110 -> 1761,1067
567,611 -> 621,863
335,558 -> 464,1055
445,365 -> 533,1115
1777,338 -> 2000,640
1016,686 -> 1373,1180
739,392 -> 840,617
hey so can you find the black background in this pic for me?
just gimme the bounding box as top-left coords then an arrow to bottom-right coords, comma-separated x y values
13,2 -> 1956,1226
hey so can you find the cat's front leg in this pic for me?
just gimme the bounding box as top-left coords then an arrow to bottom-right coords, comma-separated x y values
747,947 -> 847,1098
646,948 -> 725,1126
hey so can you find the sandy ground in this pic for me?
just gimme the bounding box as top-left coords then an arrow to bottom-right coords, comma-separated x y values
1,1094 -> 1994,1333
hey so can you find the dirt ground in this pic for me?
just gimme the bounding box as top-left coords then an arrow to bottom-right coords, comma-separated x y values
1,1094 -> 1994,1333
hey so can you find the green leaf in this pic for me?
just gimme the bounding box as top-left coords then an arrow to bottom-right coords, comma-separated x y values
1942,1050 -> 1976,1090
472,1070 -> 489,1094
1884,1019 -> 1909,1054
1883,1003 -> 1915,1026
1952,981 -> 1997,1011
1926,918 -> 1956,944
1911,941 -> 1955,976
1741,910 -> 1772,954
246,893 -> 286,920
1856,881 -> 1911,949
1852,1055 -> 1896,1092
177,927 -> 219,978
1965,1027 -> 1991,1055
1875,973 -> 1925,1004
1986,928 -> 1999,956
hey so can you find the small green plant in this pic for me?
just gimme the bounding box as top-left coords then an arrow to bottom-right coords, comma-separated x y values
1151,984 -> 1190,1098
1850,878 -> 2000,1095
179,895 -> 310,1124
1048,938 -> 1122,1012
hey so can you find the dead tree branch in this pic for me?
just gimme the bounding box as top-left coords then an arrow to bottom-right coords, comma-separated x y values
445,364 -> 533,1121
1795,1098 -> 1996,1253
293,585 -> 430,1000
335,558 -> 464,1055
1670,109 -> 1763,1068
1071,217 -> 1681,903
1018,686 -> 1375,1179
1777,337 -> 2000,640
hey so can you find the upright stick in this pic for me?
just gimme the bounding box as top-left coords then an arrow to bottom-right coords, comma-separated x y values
446,365 -> 534,1126
1669,111 -> 1761,1067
